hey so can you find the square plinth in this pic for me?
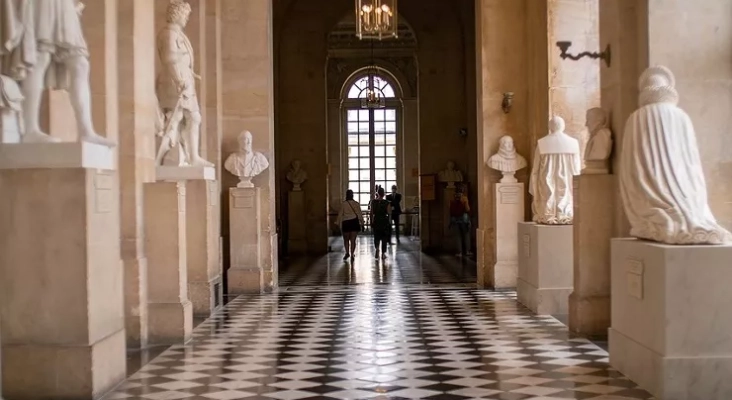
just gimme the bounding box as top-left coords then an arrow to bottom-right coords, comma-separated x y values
0,141 -> 115,170
609,238 -> 732,399
156,165 -> 215,181
517,222 -> 573,315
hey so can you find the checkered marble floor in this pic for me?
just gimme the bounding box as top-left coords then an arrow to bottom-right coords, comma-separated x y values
279,237 -> 477,287
105,287 -> 654,400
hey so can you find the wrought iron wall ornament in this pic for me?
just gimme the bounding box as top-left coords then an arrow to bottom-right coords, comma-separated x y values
556,41 -> 611,67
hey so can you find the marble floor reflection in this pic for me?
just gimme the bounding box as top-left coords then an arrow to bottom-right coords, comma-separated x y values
279,236 -> 477,287
107,239 -> 653,400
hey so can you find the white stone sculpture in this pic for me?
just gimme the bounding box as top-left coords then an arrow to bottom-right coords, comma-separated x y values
488,135 -> 527,183
0,0 -> 114,146
224,130 -> 269,188
438,161 -> 463,188
583,107 -> 613,174
529,115 -> 581,225
155,0 -> 213,167
619,65 -> 732,245
286,159 -> 308,191
0,75 -> 23,143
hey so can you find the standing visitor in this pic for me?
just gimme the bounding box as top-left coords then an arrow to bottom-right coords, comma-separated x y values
370,187 -> 392,259
449,185 -> 473,257
386,185 -> 403,243
337,190 -> 365,260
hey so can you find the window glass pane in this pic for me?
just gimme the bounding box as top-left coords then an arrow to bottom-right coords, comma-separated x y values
375,169 -> 386,181
385,109 -> 396,120
359,170 -> 370,180
359,182 -> 372,193
374,158 -> 386,169
374,146 -> 385,157
385,134 -> 396,144
348,86 -> 361,98
359,110 -> 369,120
387,146 -> 396,157
358,194 -> 370,206
385,122 -> 397,133
348,135 -> 358,145
358,122 -> 369,133
386,181 -> 397,190
348,146 -> 358,157
347,110 -> 358,120
386,170 -> 397,180
382,85 -> 395,98
386,158 -> 396,168
374,134 -> 385,145
349,170 -> 359,181
374,109 -> 385,121
359,146 -> 370,157
347,122 -> 358,133
360,158 -> 370,169
374,122 -> 385,133
358,134 -> 369,145
348,158 -> 359,168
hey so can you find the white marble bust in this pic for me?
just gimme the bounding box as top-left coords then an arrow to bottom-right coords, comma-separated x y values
619,65 -> 732,245
438,161 -> 464,188
583,107 -> 613,174
286,159 -> 308,191
529,115 -> 581,225
488,135 -> 527,183
0,0 -> 114,146
224,130 -> 269,188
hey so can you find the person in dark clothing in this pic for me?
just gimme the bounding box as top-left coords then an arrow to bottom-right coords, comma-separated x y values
449,186 -> 472,257
370,187 -> 392,259
386,185 -> 403,243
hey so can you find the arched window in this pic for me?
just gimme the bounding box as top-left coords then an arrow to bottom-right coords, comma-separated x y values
347,75 -> 396,99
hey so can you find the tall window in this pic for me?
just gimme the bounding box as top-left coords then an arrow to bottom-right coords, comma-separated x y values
345,75 -> 398,211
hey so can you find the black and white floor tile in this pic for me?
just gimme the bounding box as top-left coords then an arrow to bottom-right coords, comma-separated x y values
105,287 -> 653,400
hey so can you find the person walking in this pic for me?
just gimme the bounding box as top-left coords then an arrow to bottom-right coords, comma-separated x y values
449,185 -> 473,257
337,190 -> 365,260
386,185 -> 403,243
370,187 -> 392,259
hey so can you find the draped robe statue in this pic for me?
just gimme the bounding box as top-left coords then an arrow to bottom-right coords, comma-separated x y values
619,65 -> 732,245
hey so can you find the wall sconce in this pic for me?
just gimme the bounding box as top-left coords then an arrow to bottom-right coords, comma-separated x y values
556,41 -> 611,68
502,92 -> 514,113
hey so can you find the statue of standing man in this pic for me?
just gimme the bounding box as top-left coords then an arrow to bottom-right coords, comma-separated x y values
0,0 -> 113,146
155,0 -> 213,167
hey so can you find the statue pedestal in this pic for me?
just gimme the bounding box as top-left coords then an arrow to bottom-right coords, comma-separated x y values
228,187 -> 265,294
0,109 -> 20,144
492,182 -> 524,288
144,181 -> 192,344
517,222 -> 573,314
156,166 -> 221,317
569,174 -> 615,336
0,143 -> 125,399
288,191 -> 307,254
609,239 -> 732,399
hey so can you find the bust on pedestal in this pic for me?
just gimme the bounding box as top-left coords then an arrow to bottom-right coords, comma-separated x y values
438,161 -> 463,188
487,135 -> 526,288
224,130 -> 269,188
583,107 -> 612,174
286,159 -> 308,191
610,66 -> 732,400
519,116 -> 580,315
286,160 -> 308,253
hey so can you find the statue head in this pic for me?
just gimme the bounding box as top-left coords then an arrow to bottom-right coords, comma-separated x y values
549,115 -> 565,134
237,130 -> 253,153
585,108 -> 608,132
291,159 -> 301,170
499,135 -> 515,152
446,161 -> 455,170
638,65 -> 679,106
167,0 -> 192,26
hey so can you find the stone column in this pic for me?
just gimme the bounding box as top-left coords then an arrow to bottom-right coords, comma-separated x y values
221,0 -> 277,291
144,181 -> 193,344
118,0 -> 157,348
475,0 -> 530,288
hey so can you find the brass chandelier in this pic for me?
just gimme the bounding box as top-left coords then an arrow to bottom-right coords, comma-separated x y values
355,0 -> 398,40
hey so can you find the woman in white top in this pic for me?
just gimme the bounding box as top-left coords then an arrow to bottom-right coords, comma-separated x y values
337,190 -> 365,260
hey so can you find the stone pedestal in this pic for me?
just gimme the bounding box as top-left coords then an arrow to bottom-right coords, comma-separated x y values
288,190 -> 307,253
492,182 -> 524,288
0,110 -> 20,144
0,143 -> 126,399
144,181 -> 192,344
517,222 -> 573,315
569,174 -> 614,337
228,187 -> 265,293
609,238 -> 732,399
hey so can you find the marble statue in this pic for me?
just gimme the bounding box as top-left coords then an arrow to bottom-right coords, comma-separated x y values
583,107 -> 613,174
155,0 -> 213,167
224,130 -> 269,188
529,115 -> 581,225
0,0 -> 113,146
619,65 -> 732,245
488,135 -> 527,183
286,159 -> 308,191
438,161 -> 463,188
